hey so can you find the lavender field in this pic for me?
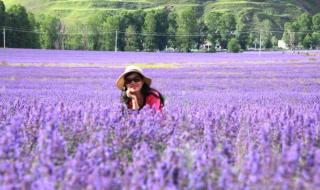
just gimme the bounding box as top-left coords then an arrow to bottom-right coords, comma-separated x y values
0,48 -> 320,189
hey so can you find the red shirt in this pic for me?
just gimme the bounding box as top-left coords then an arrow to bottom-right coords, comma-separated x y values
145,90 -> 162,111
128,90 -> 163,112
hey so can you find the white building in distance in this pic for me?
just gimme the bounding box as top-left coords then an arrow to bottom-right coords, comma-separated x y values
278,40 -> 289,49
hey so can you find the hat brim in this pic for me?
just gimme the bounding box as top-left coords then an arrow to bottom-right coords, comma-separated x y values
116,72 -> 152,90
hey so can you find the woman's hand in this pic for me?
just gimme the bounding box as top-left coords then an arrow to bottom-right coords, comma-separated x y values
126,89 -> 140,110
126,89 -> 137,100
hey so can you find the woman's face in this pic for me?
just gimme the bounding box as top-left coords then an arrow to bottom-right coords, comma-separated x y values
125,73 -> 144,93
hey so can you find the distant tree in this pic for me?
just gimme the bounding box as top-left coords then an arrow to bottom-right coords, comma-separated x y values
0,0 -> 6,47
38,14 -> 61,49
296,13 -> 312,46
143,11 -> 157,51
125,24 -> 140,51
122,10 -> 145,51
57,23 -> 66,49
0,0 -> 4,25
195,19 -> 207,50
297,13 -> 312,31
65,33 -> 82,50
118,11 -> 129,51
227,37 -> 240,53
217,13 -> 236,49
103,15 -> 121,51
6,5 -> 32,48
271,35 -> 278,48
204,12 -> 222,52
283,22 -> 299,50
264,37 -> 272,49
131,10 -> 145,51
311,32 -> 320,48
154,9 -> 169,51
312,13 -> 320,31
236,12 -> 251,50
132,10 -> 146,31
28,13 -> 40,48
302,34 -> 312,49
167,11 -> 177,49
311,13 -> 320,48
247,33 -> 256,49
63,23 -> 86,50
176,7 -> 198,52
76,23 -> 91,50
260,19 -> 273,49
87,13 -> 106,50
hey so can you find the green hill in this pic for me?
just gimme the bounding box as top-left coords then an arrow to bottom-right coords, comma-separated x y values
3,0 -> 320,29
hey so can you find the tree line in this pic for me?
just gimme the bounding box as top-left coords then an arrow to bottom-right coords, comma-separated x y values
0,0 -> 320,52
283,13 -> 320,50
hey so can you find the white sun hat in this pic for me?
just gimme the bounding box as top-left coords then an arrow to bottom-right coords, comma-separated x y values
116,65 -> 152,90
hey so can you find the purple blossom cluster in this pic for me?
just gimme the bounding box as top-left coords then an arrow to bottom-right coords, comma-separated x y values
0,49 -> 320,189
1,48 -> 319,65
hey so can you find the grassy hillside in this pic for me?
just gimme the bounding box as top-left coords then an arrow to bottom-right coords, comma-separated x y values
3,0 -> 320,29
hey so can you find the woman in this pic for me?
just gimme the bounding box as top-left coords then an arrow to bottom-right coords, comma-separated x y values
116,65 -> 165,112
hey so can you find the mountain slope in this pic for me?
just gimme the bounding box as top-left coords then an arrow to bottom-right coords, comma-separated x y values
2,0 -> 320,28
